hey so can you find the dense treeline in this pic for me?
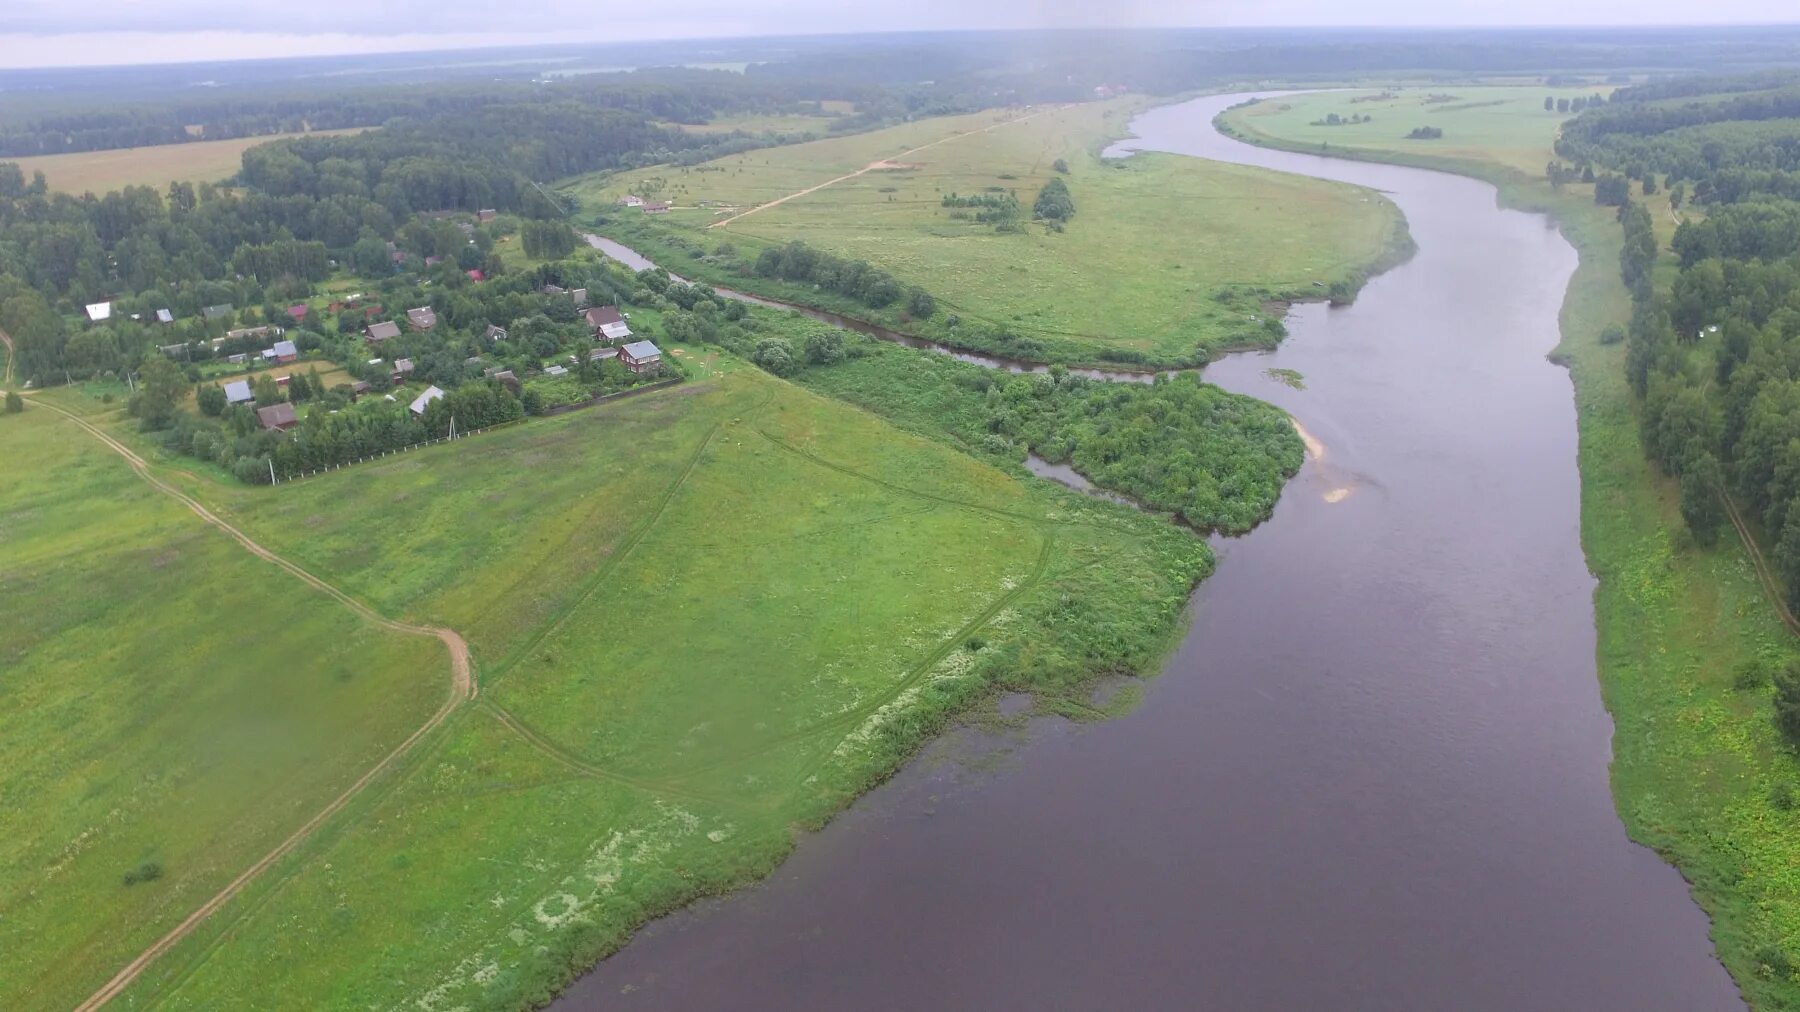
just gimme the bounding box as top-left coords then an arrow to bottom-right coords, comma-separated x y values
752,240 -> 936,318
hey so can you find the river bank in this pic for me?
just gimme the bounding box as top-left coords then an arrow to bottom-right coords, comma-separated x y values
550,93 -> 1741,1010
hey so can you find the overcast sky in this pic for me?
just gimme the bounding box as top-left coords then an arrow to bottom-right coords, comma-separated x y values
2,0 -> 1798,69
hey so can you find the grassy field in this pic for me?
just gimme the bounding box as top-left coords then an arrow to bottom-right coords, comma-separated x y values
6,365 -> 1212,1008
1228,86 -> 1800,1009
565,99 -> 1406,367
0,398 -> 448,1011
1226,86 -> 1608,175
8,129 -> 363,194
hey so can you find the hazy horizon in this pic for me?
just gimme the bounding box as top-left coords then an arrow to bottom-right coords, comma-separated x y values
3,1 -> 1799,71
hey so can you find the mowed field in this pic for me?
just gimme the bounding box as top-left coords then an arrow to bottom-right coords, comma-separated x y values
566,100 -> 1404,365
1222,86 -> 1605,175
4,368 -> 1208,1008
0,399 -> 448,1011
9,129 -> 363,194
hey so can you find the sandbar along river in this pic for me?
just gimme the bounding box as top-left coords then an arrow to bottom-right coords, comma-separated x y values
558,92 -> 1742,1010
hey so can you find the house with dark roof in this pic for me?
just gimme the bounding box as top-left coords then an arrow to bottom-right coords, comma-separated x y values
202,303 -> 235,322
257,402 -> 298,431
642,201 -> 671,214
619,340 -> 664,374
484,323 -> 508,342
406,306 -> 437,331
391,358 -> 415,382
583,305 -> 623,329
350,380 -> 371,400
365,320 -> 402,344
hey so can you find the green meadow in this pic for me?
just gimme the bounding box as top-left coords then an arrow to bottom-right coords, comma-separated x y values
2,366 -> 1213,1009
564,99 -> 1406,367
1229,85 -> 1800,1009
0,401 -> 448,1011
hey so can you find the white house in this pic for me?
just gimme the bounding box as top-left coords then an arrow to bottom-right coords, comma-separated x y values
85,302 -> 112,323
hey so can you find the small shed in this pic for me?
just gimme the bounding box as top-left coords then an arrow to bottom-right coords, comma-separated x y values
409,385 -> 445,417
350,380 -> 372,400
589,346 -> 619,363
600,320 -> 633,342
392,358 -> 415,382
619,340 -> 664,374
570,288 -> 589,308
257,402 -> 298,431
544,365 -> 569,377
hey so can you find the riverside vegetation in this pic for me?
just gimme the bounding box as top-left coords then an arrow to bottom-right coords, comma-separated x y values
1226,80 -> 1800,1008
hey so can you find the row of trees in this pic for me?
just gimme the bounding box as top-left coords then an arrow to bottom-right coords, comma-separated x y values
751,239 -> 935,317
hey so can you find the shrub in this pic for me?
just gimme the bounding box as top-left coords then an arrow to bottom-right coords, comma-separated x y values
1599,323 -> 1626,345
1774,662 -> 1800,742
4,390 -> 21,414
1736,659 -> 1770,690
122,861 -> 163,886
751,337 -> 797,376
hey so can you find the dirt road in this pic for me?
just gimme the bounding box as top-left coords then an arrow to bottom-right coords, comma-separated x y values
29,400 -> 475,1011
1,327 -> 14,387
707,106 -> 1061,229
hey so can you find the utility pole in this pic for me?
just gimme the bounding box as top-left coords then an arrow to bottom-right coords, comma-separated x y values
268,458 -> 276,486
450,414 -> 456,440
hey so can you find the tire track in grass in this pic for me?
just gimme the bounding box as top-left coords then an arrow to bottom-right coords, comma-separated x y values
32,400 -> 475,1012
1723,493 -> 1800,636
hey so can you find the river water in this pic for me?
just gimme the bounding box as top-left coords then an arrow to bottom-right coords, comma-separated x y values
557,93 -> 1742,1010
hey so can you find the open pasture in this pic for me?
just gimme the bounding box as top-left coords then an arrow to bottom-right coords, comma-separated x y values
7,368 -> 1209,1008
0,399 -> 447,1011
570,99 -> 1402,365
8,129 -> 363,194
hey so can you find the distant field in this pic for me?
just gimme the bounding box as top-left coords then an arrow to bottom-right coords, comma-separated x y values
661,112 -> 841,135
9,129 -> 363,194
567,100 -> 1404,366
0,398 -> 447,1011
1221,86 -> 1605,175
10,367 -> 1208,1008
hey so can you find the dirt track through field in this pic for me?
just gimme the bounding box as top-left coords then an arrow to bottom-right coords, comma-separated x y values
707,106 -> 1061,229
1,327 -> 14,387
30,399 -> 475,1011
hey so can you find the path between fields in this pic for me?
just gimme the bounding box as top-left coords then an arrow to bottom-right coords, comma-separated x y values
32,399 -> 475,1012
1,327 -> 14,387
707,105 -> 1063,229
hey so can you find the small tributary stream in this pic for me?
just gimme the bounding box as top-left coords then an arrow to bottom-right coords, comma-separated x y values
559,93 -> 1743,1010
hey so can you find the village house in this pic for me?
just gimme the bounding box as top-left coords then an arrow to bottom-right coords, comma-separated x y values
286,304 -> 309,323
228,325 -> 282,341
154,308 -> 174,325
484,323 -> 508,342
541,284 -> 566,296
619,340 -> 664,374
406,306 -> 437,331
409,385 -> 445,417
350,380 -> 372,400
223,380 -> 254,406
391,358 -> 416,382
262,339 -> 298,364
492,370 -> 520,394
84,301 -> 112,323
256,402 -> 298,432
466,269 -> 486,282
642,201 -> 671,214
477,209 -> 497,223
570,288 -> 589,308
202,303 -> 234,322
583,305 -> 632,342
617,194 -> 645,207
365,320 -> 402,344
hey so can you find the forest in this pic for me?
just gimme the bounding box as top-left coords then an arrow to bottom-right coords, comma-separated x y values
1576,75 -> 1800,699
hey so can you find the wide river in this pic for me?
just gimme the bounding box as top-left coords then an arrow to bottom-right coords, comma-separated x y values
556,93 -> 1743,1009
